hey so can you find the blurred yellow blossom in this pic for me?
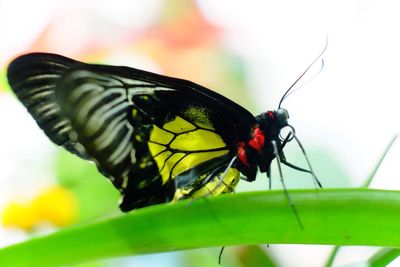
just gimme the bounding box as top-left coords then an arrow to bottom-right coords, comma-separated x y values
2,186 -> 78,230
2,202 -> 40,230
32,186 -> 78,227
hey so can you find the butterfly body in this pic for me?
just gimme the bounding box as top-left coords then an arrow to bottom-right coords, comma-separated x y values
7,53 -> 292,212
236,110 -> 290,182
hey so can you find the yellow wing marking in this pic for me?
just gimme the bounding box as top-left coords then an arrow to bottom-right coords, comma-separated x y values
148,115 -> 229,184
132,108 -> 138,118
154,151 -> 172,168
148,142 -> 165,155
172,150 -> 228,177
173,167 -> 240,201
153,149 -> 229,184
184,106 -> 214,130
149,125 -> 174,144
163,116 -> 196,133
170,129 -> 226,151
159,153 -> 186,183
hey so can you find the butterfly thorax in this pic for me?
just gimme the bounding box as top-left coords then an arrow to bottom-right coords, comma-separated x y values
236,109 -> 290,181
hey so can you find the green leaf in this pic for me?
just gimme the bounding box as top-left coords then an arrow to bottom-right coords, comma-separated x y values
325,135 -> 398,267
368,248 -> 400,267
363,135 -> 398,188
0,189 -> 399,267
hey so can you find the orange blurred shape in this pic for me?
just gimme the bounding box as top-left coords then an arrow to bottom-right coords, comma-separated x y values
2,186 -> 78,231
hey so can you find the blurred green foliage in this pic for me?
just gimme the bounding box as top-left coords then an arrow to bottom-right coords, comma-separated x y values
182,246 -> 278,267
236,245 -> 277,267
182,248 -> 240,267
55,150 -> 120,222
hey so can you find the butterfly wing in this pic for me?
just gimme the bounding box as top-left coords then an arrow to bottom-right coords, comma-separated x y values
7,53 -> 255,211
7,53 -> 89,158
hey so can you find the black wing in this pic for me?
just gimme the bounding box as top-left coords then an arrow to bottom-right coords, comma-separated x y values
7,53 -> 89,158
7,53 -> 256,211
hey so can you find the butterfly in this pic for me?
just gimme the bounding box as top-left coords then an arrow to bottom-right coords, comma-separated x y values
7,52 -> 320,212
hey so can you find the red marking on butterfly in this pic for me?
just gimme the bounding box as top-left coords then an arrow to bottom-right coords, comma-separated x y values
248,127 -> 265,152
237,141 -> 249,167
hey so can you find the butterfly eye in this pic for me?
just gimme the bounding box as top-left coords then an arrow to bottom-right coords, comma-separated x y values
276,108 -> 289,127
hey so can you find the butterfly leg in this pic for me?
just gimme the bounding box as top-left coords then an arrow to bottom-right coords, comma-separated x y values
208,156 -> 238,196
278,131 -> 322,188
291,133 -> 322,188
267,166 -> 272,190
271,140 -> 304,230
280,159 -> 322,188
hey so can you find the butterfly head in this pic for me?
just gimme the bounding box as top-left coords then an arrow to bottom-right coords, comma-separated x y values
236,108 -> 295,180
276,108 -> 289,128
255,108 -> 292,139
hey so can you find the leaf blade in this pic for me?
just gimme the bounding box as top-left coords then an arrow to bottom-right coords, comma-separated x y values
0,189 -> 399,267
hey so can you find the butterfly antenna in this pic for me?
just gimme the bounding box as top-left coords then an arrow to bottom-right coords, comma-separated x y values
278,37 -> 328,109
281,59 -> 325,102
291,132 -> 322,188
271,140 -> 304,230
